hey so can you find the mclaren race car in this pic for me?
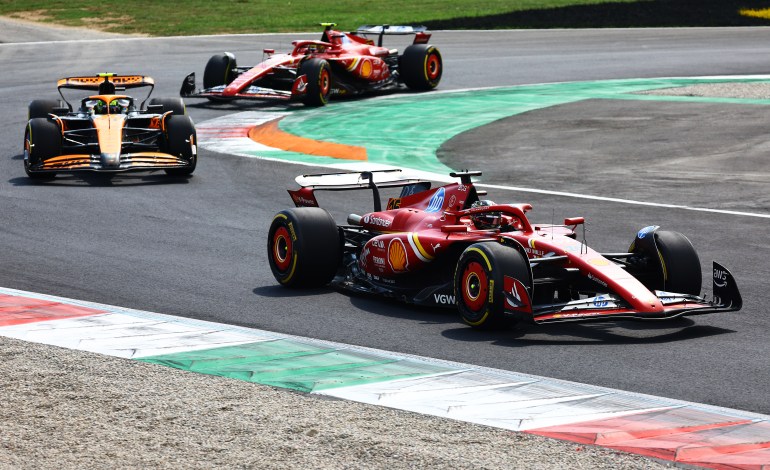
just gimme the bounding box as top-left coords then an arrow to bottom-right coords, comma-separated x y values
24,73 -> 197,179
267,170 -> 742,330
180,23 -> 442,106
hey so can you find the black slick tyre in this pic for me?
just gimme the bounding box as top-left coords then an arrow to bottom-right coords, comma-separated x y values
654,231 -> 702,295
148,97 -> 187,115
399,44 -> 442,90
298,58 -> 332,107
24,118 -> 61,180
163,115 -> 197,176
28,99 -> 65,119
454,242 -> 531,330
203,52 -> 237,101
268,208 -> 341,288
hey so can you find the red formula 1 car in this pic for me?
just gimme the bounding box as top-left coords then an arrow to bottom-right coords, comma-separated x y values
267,170 -> 742,330
24,73 -> 197,179
180,23 -> 442,106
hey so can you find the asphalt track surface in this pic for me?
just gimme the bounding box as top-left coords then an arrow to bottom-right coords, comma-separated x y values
1,28 -> 768,415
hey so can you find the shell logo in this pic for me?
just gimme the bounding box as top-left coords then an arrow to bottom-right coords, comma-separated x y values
360,59 -> 372,78
388,238 -> 408,272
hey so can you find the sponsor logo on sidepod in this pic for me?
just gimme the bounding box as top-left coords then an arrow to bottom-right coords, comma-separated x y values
363,215 -> 391,228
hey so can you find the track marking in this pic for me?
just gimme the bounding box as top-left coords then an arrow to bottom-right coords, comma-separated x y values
1,285 -> 769,469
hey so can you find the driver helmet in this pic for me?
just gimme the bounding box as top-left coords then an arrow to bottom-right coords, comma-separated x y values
91,99 -> 108,114
109,99 -> 128,114
470,200 -> 501,230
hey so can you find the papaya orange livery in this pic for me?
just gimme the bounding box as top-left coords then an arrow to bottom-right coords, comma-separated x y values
24,73 -> 196,180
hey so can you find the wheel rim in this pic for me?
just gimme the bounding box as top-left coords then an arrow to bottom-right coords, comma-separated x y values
272,226 -> 293,272
461,261 -> 488,312
426,53 -> 441,81
320,68 -> 331,96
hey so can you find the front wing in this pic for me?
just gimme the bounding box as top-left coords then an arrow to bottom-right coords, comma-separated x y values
508,261 -> 743,325
180,72 -> 294,101
28,151 -> 194,173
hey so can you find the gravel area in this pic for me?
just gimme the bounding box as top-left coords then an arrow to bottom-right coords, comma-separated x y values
639,81 -> 770,100
0,336 -> 671,469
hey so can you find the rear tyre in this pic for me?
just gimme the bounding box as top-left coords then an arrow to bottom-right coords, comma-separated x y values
148,97 -> 186,115
298,58 -> 332,107
24,118 -> 60,180
163,115 -> 197,176
399,44 -> 442,91
203,52 -> 237,102
268,208 -> 341,287
454,242 -> 531,330
28,99 -> 65,119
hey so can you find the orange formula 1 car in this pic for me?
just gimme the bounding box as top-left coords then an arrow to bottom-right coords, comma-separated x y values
24,73 -> 197,179
181,23 -> 442,106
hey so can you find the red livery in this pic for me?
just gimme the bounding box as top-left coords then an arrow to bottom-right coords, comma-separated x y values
181,23 -> 442,106
268,170 -> 742,330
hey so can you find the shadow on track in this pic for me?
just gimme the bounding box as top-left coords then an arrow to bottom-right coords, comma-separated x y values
9,173 -> 194,187
253,285 -> 335,298
442,319 -> 734,346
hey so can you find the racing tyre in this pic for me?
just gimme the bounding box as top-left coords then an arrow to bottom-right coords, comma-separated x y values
654,231 -> 702,295
163,115 -> 197,176
24,118 -> 60,180
454,242 -> 531,330
298,58 -> 332,107
268,207 -> 341,288
28,99 -> 66,119
149,97 -> 186,115
203,52 -> 237,101
631,230 -> 702,295
399,44 -> 442,91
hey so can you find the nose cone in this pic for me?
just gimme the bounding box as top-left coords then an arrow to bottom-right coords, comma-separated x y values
100,153 -> 120,168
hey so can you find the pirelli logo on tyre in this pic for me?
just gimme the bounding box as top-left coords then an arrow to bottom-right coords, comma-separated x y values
288,222 -> 297,241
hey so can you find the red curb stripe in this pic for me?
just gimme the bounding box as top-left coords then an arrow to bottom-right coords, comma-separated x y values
247,118 -> 367,161
0,294 -> 105,326
530,408 -> 770,469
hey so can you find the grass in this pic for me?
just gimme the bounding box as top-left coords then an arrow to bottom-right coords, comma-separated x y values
1,0 -> 770,35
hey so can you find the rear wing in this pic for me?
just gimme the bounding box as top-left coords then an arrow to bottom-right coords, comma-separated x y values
354,24 -> 432,46
289,169 -> 431,212
57,73 -> 155,108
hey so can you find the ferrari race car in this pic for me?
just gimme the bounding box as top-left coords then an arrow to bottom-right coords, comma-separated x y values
24,73 -> 197,179
267,170 -> 742,330
180,23 -> 442,106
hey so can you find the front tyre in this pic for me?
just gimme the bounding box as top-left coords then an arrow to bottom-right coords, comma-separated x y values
148,97 -> 187,115
630,229 -> 702,295
298,58 -> 332,107
24,118 -> 61,180
399,44 -> 442,91
454,242 -> 531,330
268,208 -> 341,288
28,99 -> 66,119
203,52 -> 238,102
163,115 -> 197,176
653,231 -> 702,295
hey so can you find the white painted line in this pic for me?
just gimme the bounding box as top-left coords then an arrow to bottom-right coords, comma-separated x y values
477,182 -> 770,219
